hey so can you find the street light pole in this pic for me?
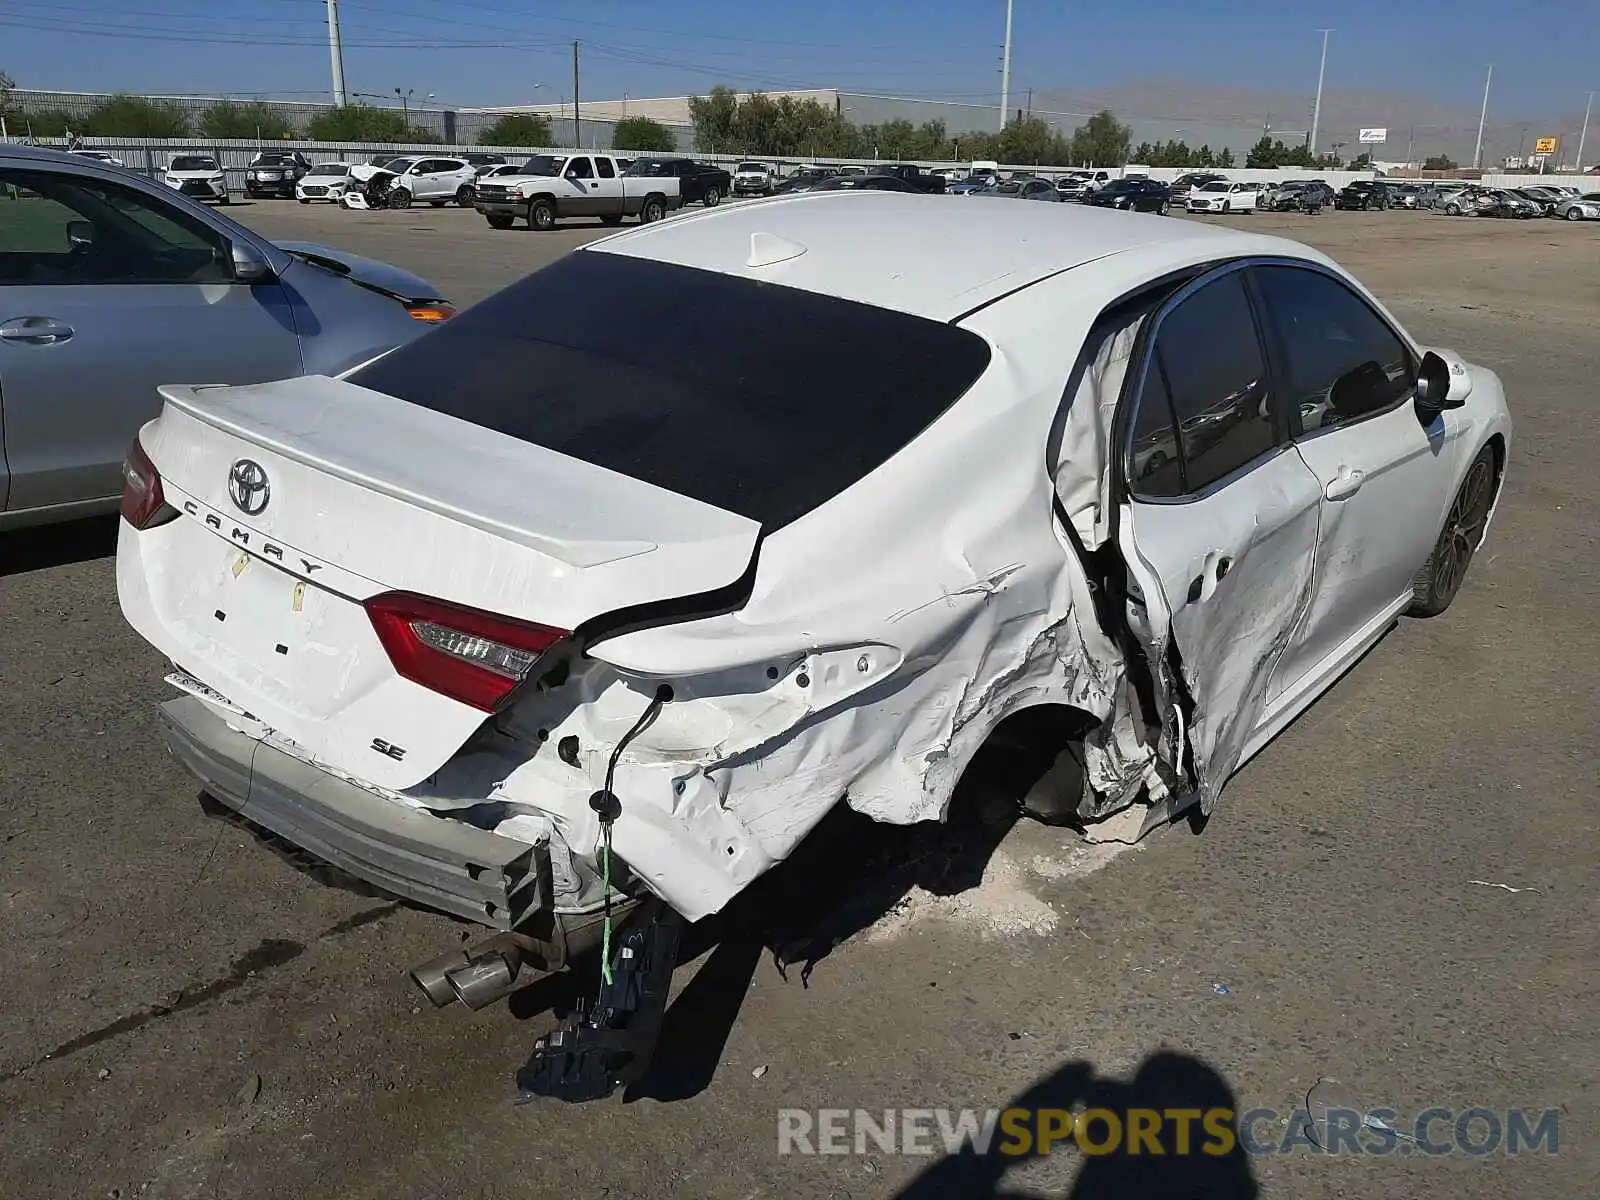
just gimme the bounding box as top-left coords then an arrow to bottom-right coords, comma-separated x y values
1577,91 -> 1595,172
1473,65 -> 1493,169
999,0 -> 1014,132
325,0 -> 347,106
1309,29 -> 1332,153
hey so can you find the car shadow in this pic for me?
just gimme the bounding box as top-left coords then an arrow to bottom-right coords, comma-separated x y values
0,514 -> 119,576
892,1049 -> 1260,1199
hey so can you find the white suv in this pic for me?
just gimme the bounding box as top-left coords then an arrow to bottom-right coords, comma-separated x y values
732,161 -> 773,196
381,156 -> 479,208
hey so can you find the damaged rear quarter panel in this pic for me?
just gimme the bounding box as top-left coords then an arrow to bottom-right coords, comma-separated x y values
503,279 -> 1175,920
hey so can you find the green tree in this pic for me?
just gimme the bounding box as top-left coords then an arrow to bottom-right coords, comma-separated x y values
1245,135 -> 1280,168
1423,154 -> 1458,170
1069,109 -> 1132,166
83,94 -> 189,137
1217,147 -> 1236,168
687,85 -> 740,153
15,108 -> 72,138
1349,151 -> 1373,168
996,114 -> 1069,164
308,103 -> 411,142
613,115 -> 676,153
0,70 -> 13,122
200,100 -> 294,140
478,112 -> 552,146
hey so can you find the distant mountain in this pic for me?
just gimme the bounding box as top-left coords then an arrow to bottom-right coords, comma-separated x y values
1029,77 -> 1586,167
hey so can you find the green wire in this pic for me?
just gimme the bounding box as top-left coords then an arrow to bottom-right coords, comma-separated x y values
599,834 -> 613,987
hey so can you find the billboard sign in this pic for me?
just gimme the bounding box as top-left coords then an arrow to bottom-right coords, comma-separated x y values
1534,136 -> 1558,155
1358,127 -> 1388,143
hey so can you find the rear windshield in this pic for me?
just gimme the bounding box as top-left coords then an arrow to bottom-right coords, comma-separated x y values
349,252 -> 992,530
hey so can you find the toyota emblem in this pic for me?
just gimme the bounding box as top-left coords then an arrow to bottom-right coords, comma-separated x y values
228,459 -> 270,516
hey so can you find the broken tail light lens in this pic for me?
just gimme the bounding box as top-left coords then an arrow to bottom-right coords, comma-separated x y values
121,438 -> 175,529
365,591 -> 567,712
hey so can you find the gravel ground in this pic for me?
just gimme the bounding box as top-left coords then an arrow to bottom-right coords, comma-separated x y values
0,203 -> 1594,1200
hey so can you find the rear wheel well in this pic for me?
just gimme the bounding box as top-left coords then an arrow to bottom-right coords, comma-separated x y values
955,704 -> 1100,827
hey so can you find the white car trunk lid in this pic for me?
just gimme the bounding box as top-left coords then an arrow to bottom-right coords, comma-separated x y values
123,376 -> 760,788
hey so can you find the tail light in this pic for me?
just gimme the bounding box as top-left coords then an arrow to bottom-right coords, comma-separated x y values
406,303 -> 455,323
121,438 -> 175,529
365,592 -> 567,712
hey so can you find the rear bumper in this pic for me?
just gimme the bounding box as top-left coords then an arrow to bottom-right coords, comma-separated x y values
158,694 -> 551,930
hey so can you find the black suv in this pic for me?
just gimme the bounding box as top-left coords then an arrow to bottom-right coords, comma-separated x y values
624,158 -> 732,207
1335,180 -> 1392,210
243,151 -> 312,198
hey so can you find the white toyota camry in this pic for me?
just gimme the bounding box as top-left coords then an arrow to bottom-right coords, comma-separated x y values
116,195 -> 1510,1020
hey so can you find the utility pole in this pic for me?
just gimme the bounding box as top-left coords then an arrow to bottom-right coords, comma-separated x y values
1026,87 -> 1032,116
1473,64 -> 1493,169
999,0 -> 1013,132
1577,91 -> 1594,172
1309,29 -> 1331,153
326,0 -> 347,106
572,41 -> 581,149
1405,125 -> 1414,166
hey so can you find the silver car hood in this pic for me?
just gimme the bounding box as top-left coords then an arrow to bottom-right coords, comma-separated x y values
272,241 -> 444,304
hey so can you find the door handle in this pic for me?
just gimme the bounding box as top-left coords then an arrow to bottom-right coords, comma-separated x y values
1185,554 -> 1233,604
0,318 -> 75,345
1324,467 -> 1366,501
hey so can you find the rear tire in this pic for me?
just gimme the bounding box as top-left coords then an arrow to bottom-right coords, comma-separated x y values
1566,207 -> 1583,221
485,213 -> 514,229
529,198 -> 556,230
702,186 -> 722,207
1445,203 -> 1461,216
639,195 -> 666,223
1408,445 -> 1497,617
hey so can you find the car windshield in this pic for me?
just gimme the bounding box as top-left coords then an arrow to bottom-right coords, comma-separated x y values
625,160 -> 675,177
1198,182 -> 1229,192
170,157 -> 217,171
306,164 -> 349,176
253,154 -> 292,165
737,162 -> 765,172
1100,180 -> 1139,193
515,155 -> 564,176
382,158 -> 418,173
349,252 -> 993,531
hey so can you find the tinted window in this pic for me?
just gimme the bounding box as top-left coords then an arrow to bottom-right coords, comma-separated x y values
1127,362 -> 1185,499
1252,265 -> 1414,434
596,157 -> 616,179
0,169 -> 231,285
1149,272 -> 1276,492
566,157 -> 594,179
349,253 -> 993,530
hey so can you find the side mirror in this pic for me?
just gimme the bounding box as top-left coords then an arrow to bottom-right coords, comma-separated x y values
230,241 -> 271,283
1414,349 -> 1469,423
65,220 -> 95,251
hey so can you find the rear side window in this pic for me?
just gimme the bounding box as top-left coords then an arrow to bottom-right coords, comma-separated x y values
350,252 -> 993,529
1135,271 -> 1276,494
1252,265 -> 1415,434
596,157 -> 616,179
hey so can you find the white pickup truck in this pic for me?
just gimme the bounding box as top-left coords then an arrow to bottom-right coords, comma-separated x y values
473,153 -> 682,230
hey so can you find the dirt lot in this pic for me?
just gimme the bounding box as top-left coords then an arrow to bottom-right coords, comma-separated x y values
0,205 -> 1595,1199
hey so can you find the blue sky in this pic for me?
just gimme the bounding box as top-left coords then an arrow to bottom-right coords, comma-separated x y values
3,0 -> 1593,119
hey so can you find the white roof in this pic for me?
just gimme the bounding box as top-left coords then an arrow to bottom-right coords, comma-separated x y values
589,192 -> 1318,322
